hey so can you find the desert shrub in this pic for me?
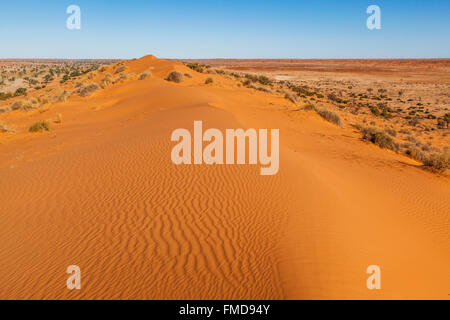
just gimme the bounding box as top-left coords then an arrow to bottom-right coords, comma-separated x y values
14,88 -> 27,97
139,73 -> 151,80
437,113 -> 450,129
21,100 -> 36,112
385,128 -> 397,137
166,71 -> 184,83
257,75 -> 272,86
184,73 -> 192,78
399,129 -> 410,134
405,146 -> 427,163
29,121 -> 50,133
56,90 -> 71,102
114,66 -> 127,74
11,101 -> 24,110
285,93 -> 297,104
423,151 -> 450,173
370,106 -> 380,116
205,77 -> 214,84
317,109 -> 342,126
80,83 -> 99,97
0,92 -> 13,101
0,121 -> 14,133
303,102 -> 316,111
359,126 -> 399,151
186,63 -> 205,73
113,73 -> 134,84
0,106 -> 11,114
255,86 -> 272,93
328,93 -> 338,102
100,74 -> 112,88
408,118 -> 420,127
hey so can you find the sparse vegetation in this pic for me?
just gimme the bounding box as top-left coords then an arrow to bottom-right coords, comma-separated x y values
139,73 -> 151,80
185,63 -> 206,73
205,77 -> 214,84
29,121 -> 50,133
11,100 -> 24,110
359,126 -> 399,151
80,83 -> 100,97
166,71 -> 184,83
423,151 -> 450,173
114,66 -> 127,74
0,121 -> 14,133
303,102 -> 316,111
100,74 -> 113,88
284,93 -> 297,104
317,109 -> 342,126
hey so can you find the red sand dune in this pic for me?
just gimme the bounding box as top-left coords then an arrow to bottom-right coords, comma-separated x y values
0,55 -> 449,299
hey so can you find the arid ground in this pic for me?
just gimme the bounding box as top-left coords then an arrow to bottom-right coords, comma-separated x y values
0,56 -> 449,299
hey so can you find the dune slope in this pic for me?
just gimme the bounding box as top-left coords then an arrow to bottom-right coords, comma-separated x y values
0,55 -> 449,299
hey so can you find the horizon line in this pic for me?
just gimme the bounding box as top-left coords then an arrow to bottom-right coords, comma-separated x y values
1,57 -> 450,61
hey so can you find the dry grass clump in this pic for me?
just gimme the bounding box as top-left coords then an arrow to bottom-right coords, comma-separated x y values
255,86 -> 272,93
303,102 -> 316,111
404,144 -> 449,173
185,63 -> 207,73
317,108 -> 342,126
80,83 -> 100,97
11,100 -> 24,110
29,121 -> 50,133
405,146 -> 427,163
113,73 -> 134,84
139,72 -> 151,80
114,66 -> 127,74
0,121 -> 14,133
10,99 -> 40,112
100,74 -> 113,89
166,71 -> 184,83
56,90 -> 71,102
359,126 -> 399,152
184,73 -> 192,78
423,151 -> 449,173
0,106 -> 11,114
205,77 -> 214,84
284,93 -> 297,104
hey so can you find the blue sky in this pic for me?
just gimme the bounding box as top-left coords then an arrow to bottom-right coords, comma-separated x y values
0,0 -> 449,59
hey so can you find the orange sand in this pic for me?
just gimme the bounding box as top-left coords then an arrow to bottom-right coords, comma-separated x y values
0,55 -> 449,300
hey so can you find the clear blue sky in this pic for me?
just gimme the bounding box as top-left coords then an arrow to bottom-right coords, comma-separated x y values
0,0 -> 449,59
